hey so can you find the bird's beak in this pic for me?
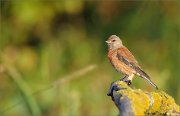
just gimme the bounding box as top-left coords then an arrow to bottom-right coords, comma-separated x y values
105,41 -> 110,44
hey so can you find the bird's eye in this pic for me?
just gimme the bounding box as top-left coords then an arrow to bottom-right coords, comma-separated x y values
112,40 -> 116,42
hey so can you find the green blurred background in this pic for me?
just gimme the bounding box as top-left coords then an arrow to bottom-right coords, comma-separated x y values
0,1 -> 180,116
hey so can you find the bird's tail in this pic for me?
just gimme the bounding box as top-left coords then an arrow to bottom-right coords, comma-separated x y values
135,67 -> 158,89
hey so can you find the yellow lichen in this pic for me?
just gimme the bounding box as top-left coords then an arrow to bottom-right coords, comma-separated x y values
116,81 -> 150,115
149,92 -> 162,113
112,81 -> 180,115
149,91 -> 180,114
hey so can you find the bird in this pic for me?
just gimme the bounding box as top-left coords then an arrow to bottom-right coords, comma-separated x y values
106,35 -> 158,95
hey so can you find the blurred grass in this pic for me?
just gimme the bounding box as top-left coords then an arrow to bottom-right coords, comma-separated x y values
0,1 -> 180,116
5,66 -> 41,116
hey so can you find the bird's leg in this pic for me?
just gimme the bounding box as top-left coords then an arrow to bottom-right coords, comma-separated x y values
120,74 -> 134,85
119,74 -> 131,85
120,74 -> 128,81
125,74 -> 134,85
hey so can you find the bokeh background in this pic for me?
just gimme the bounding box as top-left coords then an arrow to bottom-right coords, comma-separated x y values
0,1 -> 180,116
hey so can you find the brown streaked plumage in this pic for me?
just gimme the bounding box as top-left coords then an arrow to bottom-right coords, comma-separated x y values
106,35 -> 158,89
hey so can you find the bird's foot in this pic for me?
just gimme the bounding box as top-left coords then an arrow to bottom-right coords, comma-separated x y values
125,80 -> 132,85
120,76 -> 132,85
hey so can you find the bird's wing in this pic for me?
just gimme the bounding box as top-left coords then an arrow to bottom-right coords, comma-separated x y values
117,47 -> 158,89
117,47 -> 139,68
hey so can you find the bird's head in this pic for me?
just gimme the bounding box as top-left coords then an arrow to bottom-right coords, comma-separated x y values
106,35 -> 123,50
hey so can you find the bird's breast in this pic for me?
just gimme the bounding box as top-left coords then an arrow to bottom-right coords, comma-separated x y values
108,49 -> 135,75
